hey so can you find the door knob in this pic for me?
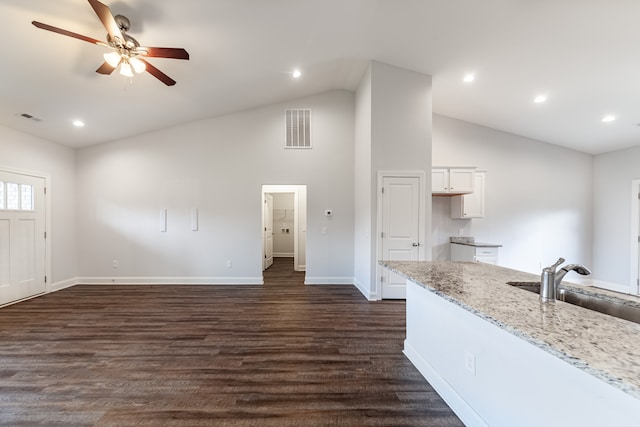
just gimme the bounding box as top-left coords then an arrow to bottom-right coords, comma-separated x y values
412,243 -> 420,247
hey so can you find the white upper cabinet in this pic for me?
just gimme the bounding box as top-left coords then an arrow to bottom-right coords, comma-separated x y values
451,171 -> 485,218
432,167 -> 475,195
432,168 -> 449,192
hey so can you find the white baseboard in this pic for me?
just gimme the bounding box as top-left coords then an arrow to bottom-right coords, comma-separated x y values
77,276 -> 264,285
304,276 -> 354,285
2,276 -> 265,308
403,340 -> 488,427
353,277 -> 377,300
49,277 -> 79,292
274,253 -> 294,258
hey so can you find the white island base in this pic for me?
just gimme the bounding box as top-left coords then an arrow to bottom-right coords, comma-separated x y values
405,280 -> 640,427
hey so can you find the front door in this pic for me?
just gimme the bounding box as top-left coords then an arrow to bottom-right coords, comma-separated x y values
380,176 -> 421,299
0,171 -> 46,306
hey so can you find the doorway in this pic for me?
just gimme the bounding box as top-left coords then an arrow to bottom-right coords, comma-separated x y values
262,185 -> 307,279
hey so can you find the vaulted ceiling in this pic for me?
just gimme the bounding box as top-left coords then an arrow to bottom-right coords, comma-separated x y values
2,0 -> 639,154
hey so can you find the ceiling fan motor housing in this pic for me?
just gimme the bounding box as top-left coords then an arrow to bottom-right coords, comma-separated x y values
114,15 -> 130,32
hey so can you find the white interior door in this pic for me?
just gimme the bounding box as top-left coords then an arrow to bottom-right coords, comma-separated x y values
0,171 -> 46,306
263,193 -> 274,270
381,176 -> 420,299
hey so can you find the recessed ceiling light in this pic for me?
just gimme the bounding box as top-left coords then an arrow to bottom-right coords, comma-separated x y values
463,74 -> 475,83
292,69 -> 302,79
73,120 -> 85,127
533,94 -> 547,104
601,115 -> 616,123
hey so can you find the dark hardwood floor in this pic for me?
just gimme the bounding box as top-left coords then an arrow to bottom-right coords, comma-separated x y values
0,258 -> 463,426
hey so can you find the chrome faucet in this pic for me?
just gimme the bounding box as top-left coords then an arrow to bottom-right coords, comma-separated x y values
540,258 -> 591,303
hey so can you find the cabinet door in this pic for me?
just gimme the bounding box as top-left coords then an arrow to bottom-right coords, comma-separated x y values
449,168 -> 475,193
451,172 -> 485,219
451,172 -> 485,218
432,168 -> 448,193
465,172 -> 484,217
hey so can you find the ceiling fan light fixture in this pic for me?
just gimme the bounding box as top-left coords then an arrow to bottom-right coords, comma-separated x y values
104,51 -> 121,67
119,61 -> 134,77
533,94 -> 547,104
130,57 -> 146,74
32,0 -> 189,86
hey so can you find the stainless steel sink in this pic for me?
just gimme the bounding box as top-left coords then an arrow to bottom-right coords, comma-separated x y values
507,281 -> 540,294
507,281 -> 640,325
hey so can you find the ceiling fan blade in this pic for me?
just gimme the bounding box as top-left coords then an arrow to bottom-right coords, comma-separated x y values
96,61 -> 117,75
140,47 -> 190,60
88,0 -> 124,42
139,59 -> 176,86
32,21 -> 107,46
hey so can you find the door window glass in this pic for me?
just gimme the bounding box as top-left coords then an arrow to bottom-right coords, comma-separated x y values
20,184 -> 33,211
6,183 -> 18,210
0,182 -> 34,211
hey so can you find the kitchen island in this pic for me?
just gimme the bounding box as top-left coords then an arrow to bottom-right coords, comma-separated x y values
380,261 -> 640,427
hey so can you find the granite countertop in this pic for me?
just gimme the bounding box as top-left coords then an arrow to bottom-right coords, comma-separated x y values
451,241 -> 503,248
380,260 -> 640,399
450,236 -> 502,247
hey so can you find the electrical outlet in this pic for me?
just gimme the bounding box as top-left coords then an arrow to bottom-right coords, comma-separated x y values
112,260 -> 119,268
226,260 -> 232,269
465,351 -> 476,376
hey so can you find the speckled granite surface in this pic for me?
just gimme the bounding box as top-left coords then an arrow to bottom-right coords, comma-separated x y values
380,260 -> 640,399
450,237 -> 502,247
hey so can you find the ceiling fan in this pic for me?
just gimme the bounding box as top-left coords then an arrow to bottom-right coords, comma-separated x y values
32,0 -> 189,86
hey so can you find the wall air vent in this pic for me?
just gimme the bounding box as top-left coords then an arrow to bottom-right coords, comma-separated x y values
18,113 -> 42,122
285,109 -> 311,148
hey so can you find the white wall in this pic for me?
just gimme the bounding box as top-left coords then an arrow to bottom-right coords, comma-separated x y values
76,90 -> 354,284
432,114 -> 592,275
0,125 -> 77,286
353,61 -> 432,299
593,146 -> 640,290
353,66 -> 373,295
0,85 -> 609,292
